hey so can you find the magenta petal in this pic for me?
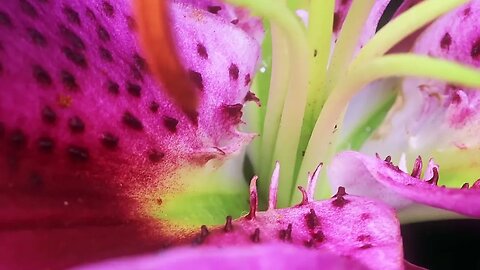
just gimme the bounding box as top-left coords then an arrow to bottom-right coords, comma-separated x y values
330,151 -> 480,218
75,244 -> 369,270
175,0 -> 264,42
0,0 -> 258,269
0,0 -> 258,200
191,184 -> 404,270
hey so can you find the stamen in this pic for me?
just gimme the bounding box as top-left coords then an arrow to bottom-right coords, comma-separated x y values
268,161 -> 280,210
246,176 -> 258,220
411,156 -> 423,178
307,163 -> 322,202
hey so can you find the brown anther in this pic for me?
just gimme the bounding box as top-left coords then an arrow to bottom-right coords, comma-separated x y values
224,216 -> 233,232
384,156 -> 392,163
461,183 -> 470,189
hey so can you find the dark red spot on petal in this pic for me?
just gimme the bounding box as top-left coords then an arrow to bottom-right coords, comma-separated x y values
68,116 -> 85,134
162,116 -> 178,133
20,0 -> 38,18
61,46 -> 88,68
10,129 -> 27,149
102,1 -> 115,17
332,186 -> 349,208
97,25 -> 110,42
0,11 -> 13,28
244,74 -> 251,86
59,25 -> 85,50
67,145 -> 89,162
149,101 -> 159,113
99,46 -> 113,62
440,32 -> 452,50
42,106 -> 57,124
33,65 -> 53,86
100,132 -> 119,149
107,80 -> 119,95
148,149 -> 164,163
471,38 -> 480,59
188,70 -> 204,91
27,27 -> 47,47
207,6 -> 222,14
126,82 -> 142,98
196,43 -> 208,59
122,111 -> 143,131
229,63 -> 239,81
37,137 -> 55,153
61,70 -> 79,90
63,6 -> 81,26
279,224 -> 292,242
250,228 -> 260,243
305,209 -> 319,230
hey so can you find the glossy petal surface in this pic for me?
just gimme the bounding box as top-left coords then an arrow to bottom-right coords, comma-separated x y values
76,244 -> 368,270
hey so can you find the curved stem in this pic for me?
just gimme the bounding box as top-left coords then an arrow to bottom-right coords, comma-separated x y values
292,54 -> 480,203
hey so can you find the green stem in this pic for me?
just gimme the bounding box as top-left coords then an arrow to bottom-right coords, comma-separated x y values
353,0 -> 468,64
292,54 -> 480,203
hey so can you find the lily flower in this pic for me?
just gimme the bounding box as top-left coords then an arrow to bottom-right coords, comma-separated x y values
329,0 -> 480,223
1,0 -> 480,269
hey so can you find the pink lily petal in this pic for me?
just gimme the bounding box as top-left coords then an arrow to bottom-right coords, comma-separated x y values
0,0 -> 258,268
361,1 -> 480,156
176,0 -> 264,43
329,151 -> 480,218
184,170 -> 404,270
75,244 -> 369,270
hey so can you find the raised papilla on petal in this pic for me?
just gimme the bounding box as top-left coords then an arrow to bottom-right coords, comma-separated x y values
182,165 -> 404,270
329,151 -> 480,218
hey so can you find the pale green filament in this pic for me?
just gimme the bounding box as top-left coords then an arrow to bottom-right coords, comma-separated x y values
293,54 -> 480,203
224,0 -> 310,207
294,0 -> 375,202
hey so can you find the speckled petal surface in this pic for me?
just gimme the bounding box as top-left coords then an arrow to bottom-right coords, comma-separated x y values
0,0 -> 259,269
75,244 -> 369,270
189,185 -> 404,270
329,151 -> 480,218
